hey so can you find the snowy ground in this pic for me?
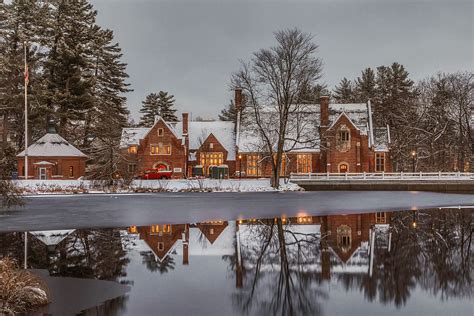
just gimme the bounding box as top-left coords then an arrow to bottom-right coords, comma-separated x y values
12,179 -> 302,195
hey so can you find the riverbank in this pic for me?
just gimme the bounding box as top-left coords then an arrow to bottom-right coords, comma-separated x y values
12,179 -> 302,195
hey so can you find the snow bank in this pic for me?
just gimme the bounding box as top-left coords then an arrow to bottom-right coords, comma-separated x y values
13,179 -> 302,195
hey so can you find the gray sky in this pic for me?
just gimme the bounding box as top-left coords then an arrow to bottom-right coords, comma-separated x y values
90,0 -> 473,122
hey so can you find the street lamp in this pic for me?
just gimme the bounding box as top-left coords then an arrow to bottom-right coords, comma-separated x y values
238,154 -> 242,180
411,150 -> 416,173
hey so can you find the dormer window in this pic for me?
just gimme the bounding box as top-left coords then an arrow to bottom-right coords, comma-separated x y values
336,125 -> 351,152
128,145 -> 138,154
157,128 -> 164,137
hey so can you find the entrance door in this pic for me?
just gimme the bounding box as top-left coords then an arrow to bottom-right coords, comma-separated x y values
39,168 -> 47,180
339,163 -> 348,173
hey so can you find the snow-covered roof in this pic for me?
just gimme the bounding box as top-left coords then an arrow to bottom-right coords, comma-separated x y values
374,127 -> 390,152
17,133 -> 86,158
175,224 -> 235,256
30,230 -> 75,246
123,120 -> 237,160
175,121 -> 236,160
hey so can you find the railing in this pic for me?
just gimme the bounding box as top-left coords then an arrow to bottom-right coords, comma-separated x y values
290,172 -> 474,181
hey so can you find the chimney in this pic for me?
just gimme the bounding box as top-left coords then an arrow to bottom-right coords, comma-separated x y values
182,227 -> 189,265
182,113 -> 189,135
47,118 -> 57,134
234,88 -> 242,112
320,96 -> 329,127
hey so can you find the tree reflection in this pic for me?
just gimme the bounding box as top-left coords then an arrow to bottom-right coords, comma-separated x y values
234,218 -> 326,316
140,251 -> 176,274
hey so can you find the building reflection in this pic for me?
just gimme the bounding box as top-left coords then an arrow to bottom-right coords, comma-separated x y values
0,208 -> 471,315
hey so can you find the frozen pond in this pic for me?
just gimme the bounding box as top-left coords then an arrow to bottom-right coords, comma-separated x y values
0,207 -> 472,315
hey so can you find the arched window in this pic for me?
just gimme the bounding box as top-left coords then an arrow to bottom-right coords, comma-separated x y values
337,225 -> 352,253
336,125 -> 351,152
339,162 -> 349,173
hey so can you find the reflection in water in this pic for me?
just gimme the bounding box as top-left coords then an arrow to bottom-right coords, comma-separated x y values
0,208 -> 472,315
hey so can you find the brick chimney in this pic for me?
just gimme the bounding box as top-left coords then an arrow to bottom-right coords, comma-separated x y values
234,88 -> 242,111
182,113 -> 189,135
320,96 -> 329,127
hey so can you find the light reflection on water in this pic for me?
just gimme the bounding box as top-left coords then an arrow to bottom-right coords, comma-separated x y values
0,208 -> 472,315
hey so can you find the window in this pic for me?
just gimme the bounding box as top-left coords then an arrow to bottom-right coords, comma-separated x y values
336,125 -> 351,152
376,212 -> 386,224
209,228 -> 214,235
337,225 -> 352,252
297,154 -> 312,173
69,166 -> 74,177
157,242 -> 165,251
129,226 -> 137,234
128,163 -> 136,173
157,128 -> 164,136
151,224 -> 172,234
128,145 -> 137,154
246,154 -> 261,176
150,143 -> 171,155
200,152 -> 224,174
375,153 -> 385,172
209,143 -> 214,149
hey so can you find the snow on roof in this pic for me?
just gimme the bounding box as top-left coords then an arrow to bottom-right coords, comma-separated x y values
175,224 -> 235,256
30,230 -> 75,246
120,128 -> 149,148
175,121 -> 236,160
17,133 -> 86,158
33,161 -> 56,165
374,127 -> 390,152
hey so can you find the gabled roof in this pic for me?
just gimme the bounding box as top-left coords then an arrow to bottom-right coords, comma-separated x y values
143,116 -> 181,140
30,230 -> 75,246
17,133 -> 86,158
326,112 -> 361,132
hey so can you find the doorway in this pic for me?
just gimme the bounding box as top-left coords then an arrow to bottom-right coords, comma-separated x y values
39,168 -> 47,180
339,163 -> 348,173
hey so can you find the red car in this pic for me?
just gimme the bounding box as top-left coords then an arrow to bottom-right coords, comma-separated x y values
141,168 -> 173,180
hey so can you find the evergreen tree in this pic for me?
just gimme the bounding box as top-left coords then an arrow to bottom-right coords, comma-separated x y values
333,77 -> 354,103
42,0 -> 97,141
374,62 -> 415,126
354,68 -> 376,102
219,99 -> 238,122
138,93 -> 160,127
157,91 -> 177,122
298,83 -> 329,103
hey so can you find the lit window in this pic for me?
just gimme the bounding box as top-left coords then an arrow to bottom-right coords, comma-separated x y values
297,154 -> 312,173
157,128 -> 164,136
150,143 -> 171,155
128,145 -> 138,154
337,225 -> 352,252
336,125 -> 351,152
375,153 -> 385,172
376,212 -> 386,224
129,226 -> 137,233
209,143 -> 214,149
200,152 -> 224,175
339,163 -> 348,173
69,166 -> 74,177
209,228 -> 214,235
246,154 -> 261,176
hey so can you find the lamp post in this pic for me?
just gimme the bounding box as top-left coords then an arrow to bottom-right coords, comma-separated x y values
238,154 -> 242,180
411,150 -> 416,173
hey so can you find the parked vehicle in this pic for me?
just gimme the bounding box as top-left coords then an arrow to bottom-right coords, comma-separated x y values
141,168 -> 173,180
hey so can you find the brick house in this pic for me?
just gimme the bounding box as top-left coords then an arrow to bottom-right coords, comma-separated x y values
120,114 -> 237,178
16,126 -> 87,180
237,92 -> 391,176
120,89 -> 390,179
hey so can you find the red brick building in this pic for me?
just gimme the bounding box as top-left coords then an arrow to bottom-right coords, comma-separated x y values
120,114 -> 237,178
16,127 -> 87,180
120,89 -> 390,179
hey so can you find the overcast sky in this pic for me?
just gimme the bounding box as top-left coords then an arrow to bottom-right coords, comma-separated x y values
89,0 -> 473,121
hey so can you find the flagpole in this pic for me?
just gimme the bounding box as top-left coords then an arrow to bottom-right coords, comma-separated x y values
24,41 -> 28,180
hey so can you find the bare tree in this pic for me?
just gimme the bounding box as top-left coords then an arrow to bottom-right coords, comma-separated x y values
232,28 -> 323,188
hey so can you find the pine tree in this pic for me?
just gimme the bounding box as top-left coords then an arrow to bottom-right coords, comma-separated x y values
157,91 -> 177,122
298,83 -> 329,103
219,100 -> 238,122
138,93 -> 160,127
42,0 -> 97,141
333,78 -> 354,103
354,68 -> 376,102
